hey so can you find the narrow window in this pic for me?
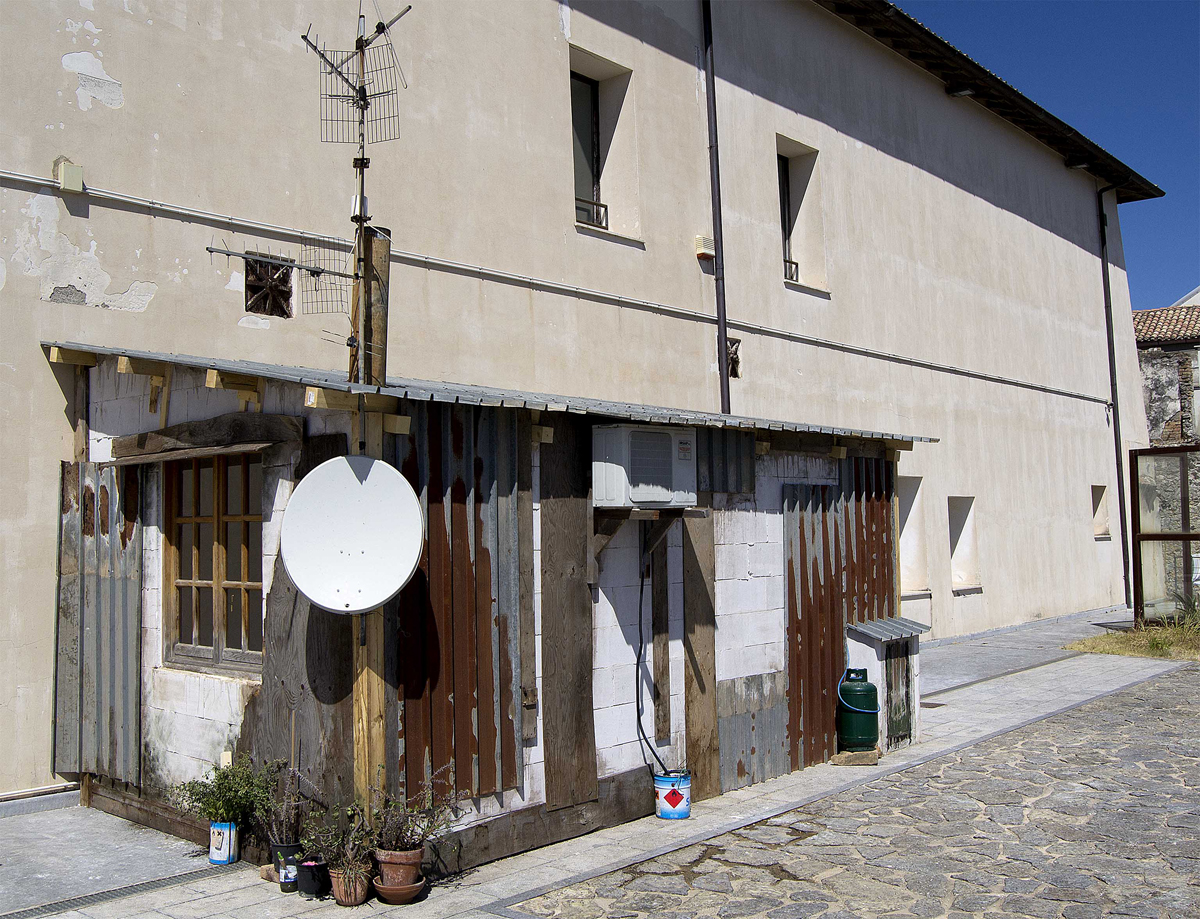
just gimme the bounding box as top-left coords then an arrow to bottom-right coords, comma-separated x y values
897,475 -> 929,594
778,154 -> 797,282
571,72 -> 604,228
245,252 -> 294,318
166,455 -> 264,671
947,496 -> 980,591
1092,485 -> 1111,538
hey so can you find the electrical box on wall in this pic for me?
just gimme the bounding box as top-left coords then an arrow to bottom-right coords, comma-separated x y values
593,424 -> 697,507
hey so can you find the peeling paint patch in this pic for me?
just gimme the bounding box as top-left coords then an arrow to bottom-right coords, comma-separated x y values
13,194 -> 156,311
225,269 -> 244,292
62,51 -> 123,111
238,315 -> 270,330
0,257 -> 6,293
80,0 -> 95,9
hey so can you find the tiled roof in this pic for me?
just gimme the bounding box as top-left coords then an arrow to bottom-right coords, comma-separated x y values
1133,306 -> 1200,346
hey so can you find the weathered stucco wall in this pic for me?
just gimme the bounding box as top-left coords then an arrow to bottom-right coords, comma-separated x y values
1,0 -> 1149,794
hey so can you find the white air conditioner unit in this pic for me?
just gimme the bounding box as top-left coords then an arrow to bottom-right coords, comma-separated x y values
593,424 -> 697,508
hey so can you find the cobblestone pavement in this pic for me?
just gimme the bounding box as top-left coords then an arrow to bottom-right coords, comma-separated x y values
514,666 -> 1200,919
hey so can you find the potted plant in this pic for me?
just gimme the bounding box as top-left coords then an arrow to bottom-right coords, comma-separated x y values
370,769 -> 461,895
257,763 -> 318,893
303,802 -> 375,906
172,754 -> 272,865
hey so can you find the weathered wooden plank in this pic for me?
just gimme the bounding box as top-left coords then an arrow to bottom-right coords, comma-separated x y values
516,412 -> 537,742
540,413 -> 599,810
236,434 -> 354,812
428,406 -> 456,797
682,498 -> 719,801
111,413 -> 301,459
784,485 -> 803,773
494,410 -> 520,790
474,409 -> 500,796
117,465 -> 143,786
450,406 -> 479,797
79,464 -> 99,777
54,463 -> 83,774
651,539 -> 671,744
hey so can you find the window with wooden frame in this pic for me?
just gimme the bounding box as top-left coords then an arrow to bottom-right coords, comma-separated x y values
165,455 -> 264,672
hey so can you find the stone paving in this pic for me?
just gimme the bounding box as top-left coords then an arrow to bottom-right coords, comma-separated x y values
514,666 -> 1200,919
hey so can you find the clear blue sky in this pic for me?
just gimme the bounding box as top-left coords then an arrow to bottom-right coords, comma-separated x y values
896,0 -> 1199,311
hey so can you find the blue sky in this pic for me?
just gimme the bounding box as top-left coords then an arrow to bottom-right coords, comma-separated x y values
896,0 -> 1200,311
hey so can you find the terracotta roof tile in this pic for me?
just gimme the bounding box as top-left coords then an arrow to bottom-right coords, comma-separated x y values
1133,305 -> 1200,346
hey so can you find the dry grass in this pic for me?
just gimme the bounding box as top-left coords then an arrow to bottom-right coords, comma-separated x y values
1068,624 -> 1200,662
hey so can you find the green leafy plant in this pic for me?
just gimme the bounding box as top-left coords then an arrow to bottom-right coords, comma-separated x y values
172,754 -> 273,826
302,801 -> 376,881
371,764 -> 463,852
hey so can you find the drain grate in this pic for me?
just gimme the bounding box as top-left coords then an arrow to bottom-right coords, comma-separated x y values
0,863 -> 242,919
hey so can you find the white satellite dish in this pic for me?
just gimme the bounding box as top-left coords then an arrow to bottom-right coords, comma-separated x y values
281,455 -> 424,614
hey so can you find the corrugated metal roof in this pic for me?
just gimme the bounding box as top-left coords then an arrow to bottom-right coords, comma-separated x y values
44,341 -> 938,444
847,616 -> 932,642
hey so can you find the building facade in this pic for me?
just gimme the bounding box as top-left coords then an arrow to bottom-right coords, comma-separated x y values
2,0 -> 1157,851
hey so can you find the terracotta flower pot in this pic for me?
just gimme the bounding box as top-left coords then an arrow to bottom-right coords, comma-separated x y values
330,868 -> 371,906
374,847 -> 424,887
373,875 -> 425,905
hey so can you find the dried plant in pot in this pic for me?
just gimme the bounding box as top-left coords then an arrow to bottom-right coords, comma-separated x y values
255,763 -> 320,893
304,801 -> 376,907
370,766 -> 462,888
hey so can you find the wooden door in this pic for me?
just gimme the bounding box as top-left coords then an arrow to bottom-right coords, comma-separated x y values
885,639 -> 912,748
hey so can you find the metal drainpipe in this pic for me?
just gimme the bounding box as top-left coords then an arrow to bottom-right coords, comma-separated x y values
702,0 -> 732,415
1097,181 -> 1132,609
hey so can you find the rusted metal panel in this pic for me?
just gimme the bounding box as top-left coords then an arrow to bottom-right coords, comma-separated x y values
68,463 -> 142,787
696,428 -> 756,494
717,672 -> 789,792
495,408 -> 521,789
54,462 -> 83,774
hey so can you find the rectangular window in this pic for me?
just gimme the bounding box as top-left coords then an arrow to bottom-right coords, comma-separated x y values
778,154 -> 797,282
776,136 -> 827,289
166,455 -> 264,671
1092,485 -> 1111,538
947,496 -> 980,591
571,72 -> 604,228
897,475 -> 929,593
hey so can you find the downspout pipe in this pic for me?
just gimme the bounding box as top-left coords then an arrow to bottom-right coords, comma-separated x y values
1097,181 -> 1132,610
702,0 -> 732,415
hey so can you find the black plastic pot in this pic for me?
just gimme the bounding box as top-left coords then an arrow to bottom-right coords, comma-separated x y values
297,858 -> 330,899
271,842 -> 302,893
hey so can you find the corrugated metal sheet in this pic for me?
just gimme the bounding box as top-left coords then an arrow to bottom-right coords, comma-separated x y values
391,402 -> 522,803
55,462 -> 142,786
717,672 -> 790,793
847,616 -> 931,642
697,428 -> 755,494
43,341 -> 936,445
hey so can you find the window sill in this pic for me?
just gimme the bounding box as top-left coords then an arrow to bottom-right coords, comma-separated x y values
952,585 -> 983,597
901,590 -> 933,601
575,223 -> 646,249
1094,533 -> 1112,541
783,279 -> 832,299
160,656 -> 262,683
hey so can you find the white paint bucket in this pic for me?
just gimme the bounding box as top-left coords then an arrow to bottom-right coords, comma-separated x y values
654,771 -> 691,819
209,821 -> 240,865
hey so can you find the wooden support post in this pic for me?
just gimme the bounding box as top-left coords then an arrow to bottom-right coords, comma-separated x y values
352,224 -> 390,803
74,365 -> 90,463
683,495 -> 719,800
651,537 -> 671,743
157,365 -> 173,429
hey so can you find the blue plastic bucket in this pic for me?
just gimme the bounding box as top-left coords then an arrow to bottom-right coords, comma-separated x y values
654,771 -> 691,819
209,821 -> 240,865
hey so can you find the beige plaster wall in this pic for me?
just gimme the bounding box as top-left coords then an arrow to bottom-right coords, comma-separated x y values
0,0 -> 1149,794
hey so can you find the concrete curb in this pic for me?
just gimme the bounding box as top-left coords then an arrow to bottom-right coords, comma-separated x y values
0,790 -> 79,820
921,604 -> 1128,648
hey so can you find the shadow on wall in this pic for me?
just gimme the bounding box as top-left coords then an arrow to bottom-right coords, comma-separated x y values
572,0 -> 1112,262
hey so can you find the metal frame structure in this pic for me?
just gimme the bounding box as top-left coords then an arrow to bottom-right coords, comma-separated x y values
1129,444 -> 1200,626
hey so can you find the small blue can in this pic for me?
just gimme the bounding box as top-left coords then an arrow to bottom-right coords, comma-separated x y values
653,770 -> 691,819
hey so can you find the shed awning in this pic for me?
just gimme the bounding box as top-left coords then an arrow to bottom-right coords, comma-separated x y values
44,341 -> 938,445
847,617 -> 932,642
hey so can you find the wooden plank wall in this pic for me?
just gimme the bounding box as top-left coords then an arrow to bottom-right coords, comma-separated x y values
55,463 -> 143,786
239,434 -> 356,811
651,541 -> 671,743
391,403 -> 523,803
784,457 -> 895,771
539,413 -> 599,810
683,499 -> 720,801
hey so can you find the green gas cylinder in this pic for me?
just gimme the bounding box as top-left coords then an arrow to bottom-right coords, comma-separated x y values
836,669 -> 880,752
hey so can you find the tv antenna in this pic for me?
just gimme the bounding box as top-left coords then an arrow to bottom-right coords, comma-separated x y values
302,1 -> 411,385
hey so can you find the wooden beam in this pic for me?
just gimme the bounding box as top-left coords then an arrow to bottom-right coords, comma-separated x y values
157,365 -> 173,428
382,414 -> 411,435
354,411 -> 387,803
110,412 -> 302,459
683,497 -> 719,801
49,346 -> 96,367
205,368 -> 260,392
517,412 -> 537,741
642,517 -> 676,562
651,539 -> 671,744
116,356 -> 170,377
303,386 -> 400,415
